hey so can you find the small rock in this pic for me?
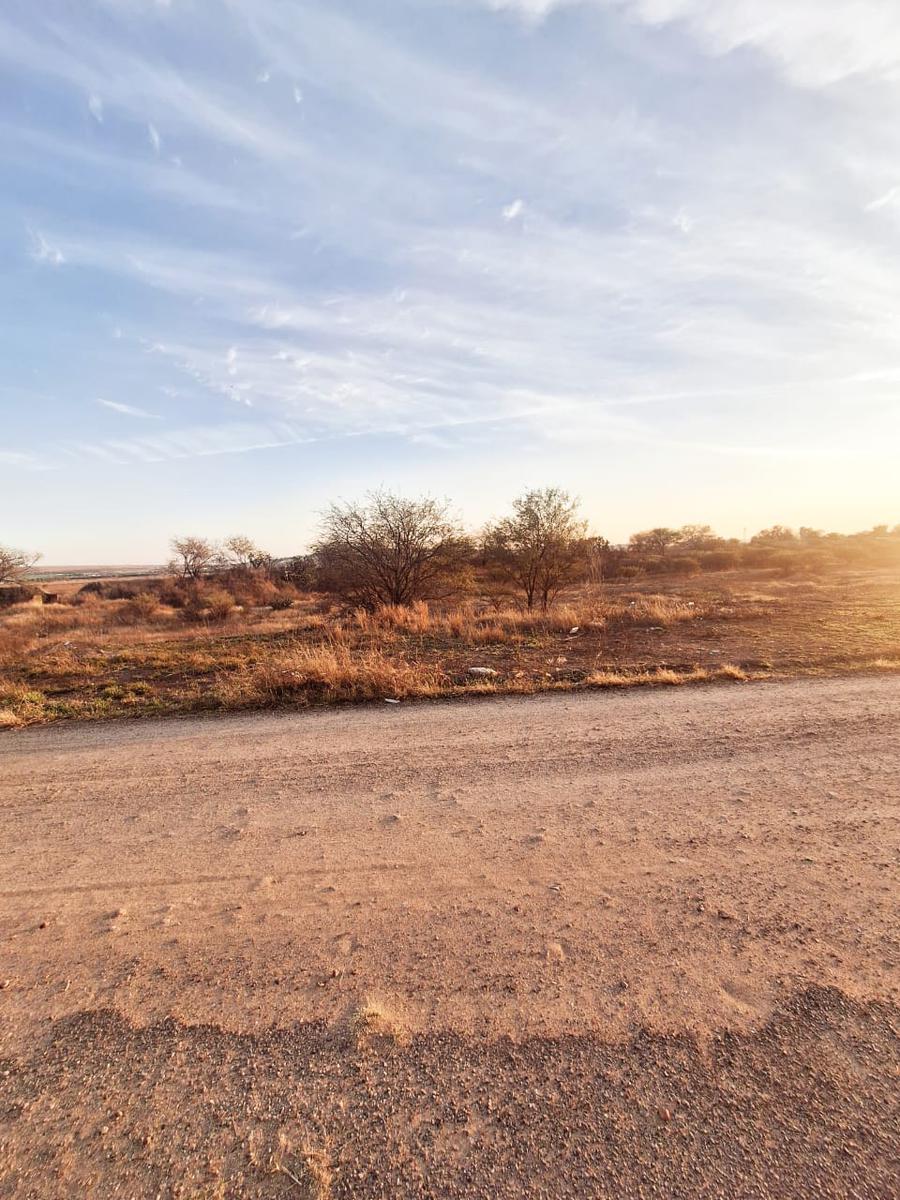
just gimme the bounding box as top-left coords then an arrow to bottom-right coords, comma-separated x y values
658,1107 -> 672,1122
468,667 -> 499,677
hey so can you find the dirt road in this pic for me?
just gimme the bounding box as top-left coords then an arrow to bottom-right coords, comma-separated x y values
1,676 -> 898,1196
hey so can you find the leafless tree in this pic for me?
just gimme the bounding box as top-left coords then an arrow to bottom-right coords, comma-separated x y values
222,535 -> 271,571
483,488 -> 589,610
168,536 -> 220,581
0,545 -> 41,585
315,491 -> 470,609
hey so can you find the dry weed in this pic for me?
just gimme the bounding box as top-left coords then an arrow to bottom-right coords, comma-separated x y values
216,642 -> 444,706
617,595 -> 703,626
0,708 -> 22,729
350,997 -> 407,1048
266,1132 -> 334,1200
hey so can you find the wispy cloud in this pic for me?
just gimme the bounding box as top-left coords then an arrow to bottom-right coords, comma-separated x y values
0,448 -> 52,472
96,398 -> 160,419
483,0 -> 900,89
29,228 -> 65,265
865,185 -> 900,212
2,0 -> 899,540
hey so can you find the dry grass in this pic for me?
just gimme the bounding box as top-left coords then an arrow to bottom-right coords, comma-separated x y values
349,997 -> 407,1047
0,707 -> 22,729
616,594 -> 703,626
256,1130 -> 334,1200
1,569 -> 898,727
353,601 -> 597,643
0,681 -> 49,725
216,642 -> 446,707
585,664 -> 748,688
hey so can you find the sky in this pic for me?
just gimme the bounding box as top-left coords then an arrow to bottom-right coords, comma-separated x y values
2,0 -> 899,562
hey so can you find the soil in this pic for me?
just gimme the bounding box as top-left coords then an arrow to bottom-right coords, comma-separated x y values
1,675 -> 898,1196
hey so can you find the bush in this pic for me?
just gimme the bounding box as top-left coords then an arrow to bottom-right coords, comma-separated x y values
657,555 -> 700,576
639,556 -> 667,575
269,587 -> 299,610
77,580 -> 143,601
115,593 -> 160,625
741,545 -> 781,568
180,584 -> 235,623
698,550 -> 740,571
203,587 -> 235,622
272,555 -> 319,590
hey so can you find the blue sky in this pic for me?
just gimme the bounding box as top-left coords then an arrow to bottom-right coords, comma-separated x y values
2,0 -> 899,562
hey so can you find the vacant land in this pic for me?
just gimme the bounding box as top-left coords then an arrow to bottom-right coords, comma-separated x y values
1,676 -> 898,1197
1,567 -> 899,727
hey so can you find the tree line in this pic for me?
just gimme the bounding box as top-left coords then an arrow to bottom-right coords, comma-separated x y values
4,489 -> 899,611
163,490 -> 900,610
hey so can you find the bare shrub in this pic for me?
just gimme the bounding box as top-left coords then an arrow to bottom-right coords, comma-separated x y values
222,534 -> 271,570
169,535 -> 220,581
315,491 -> 471,609
0,545 -> 41,584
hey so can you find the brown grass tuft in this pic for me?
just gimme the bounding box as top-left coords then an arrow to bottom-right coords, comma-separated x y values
618,594 -> 703,626
717,663 -> 749,680
350,996 -> 407,1047
271,1133 -> 334,1200
0,707 -> 22,729
218,642 -> 445,707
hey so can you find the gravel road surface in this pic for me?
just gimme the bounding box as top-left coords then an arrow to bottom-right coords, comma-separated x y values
1,675 -> 898,1196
